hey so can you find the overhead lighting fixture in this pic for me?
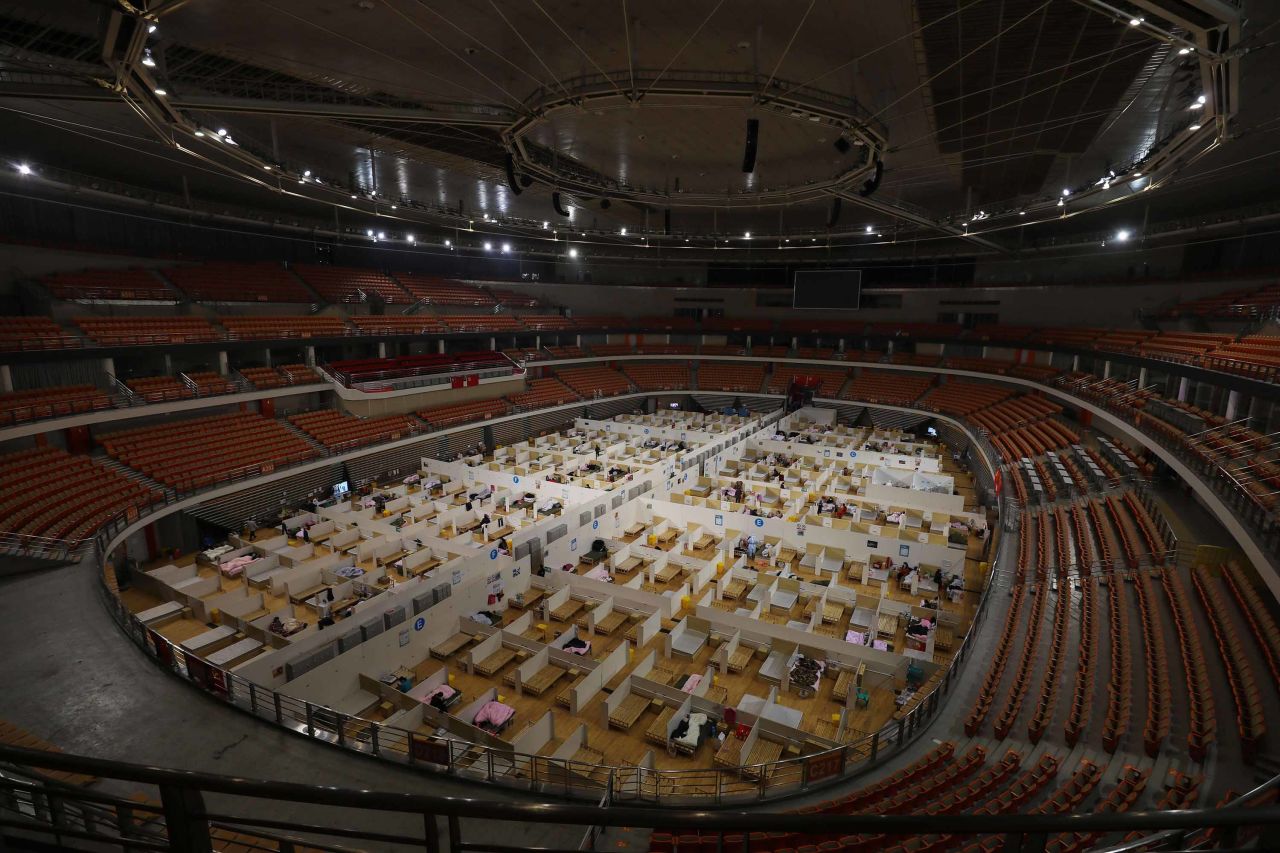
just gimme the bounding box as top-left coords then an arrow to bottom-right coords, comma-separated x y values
1061,188 -> 1071,196
153,88 -> 166,96
217,128 -> 227,137
1128,17 -> 1143,26
366,229 -> 373,236
147,23 -> 157,34
15,163 -> 32,176
142,50 -> 156,67
1197,94 -> 1207,104
620,227 -> 627,235
1057,198 -> 1065,207
483,241 -> 493,251
264,165 -> 272,171
444,239 -> 452,247
224,137 -> 237,145
377,231 -> 385,239
744,231 -> 751,239
1178,46 -> 1193,55
1018,210 -> 1026,216
390,204 -> 397,210
483,212 -> 490,220
864,225 -> 873,233
194,130 -> 204,136
407,234 -> 415,243
542,221 -> 549,229
1115,229 -> 1131,242
1188,123 -> 1202,131
350,194 -> 357,199
1132,171 -> 1142,177
569,248 -> 579,258
501,243 -> 511,253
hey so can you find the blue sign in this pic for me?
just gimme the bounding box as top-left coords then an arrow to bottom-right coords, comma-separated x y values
489,549 -> 499,560
413,617 -> 425,631
644,427 -> 650,434
849,451 -> 857,459
512,475 -> 520,484
592,520 -> 599,529
754,517 -> 765,528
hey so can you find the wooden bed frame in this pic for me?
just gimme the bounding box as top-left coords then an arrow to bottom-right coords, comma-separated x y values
591,610 -> 627,635
556,675 -> 584,709
475,646 -> 517,677
876,613 -> 898,639
822,600 -> 846,624
832,669 -> 854,702
722,577 -> 748,600
654,563 -> 681,584
608,693 -> 648,730
645,706 -> 675,746
550,598 -> 584,622
430,632 -> 472,660
522,664 -> 566,696
511,589 -> 545,611
713,734 -> 744,768
740,738 -> 784,780
727,646 -> 753,674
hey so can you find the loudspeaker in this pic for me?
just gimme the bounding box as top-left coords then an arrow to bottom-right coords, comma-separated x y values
504,154 -> 523,195
552,192 -> 569,217
833,137 -> 851,154
859,159 -> 883,197
742,118 -> 759,174
826,196 -> 842,228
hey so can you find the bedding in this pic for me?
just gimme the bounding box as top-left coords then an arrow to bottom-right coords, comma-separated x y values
584,566 -> 613,582
473,701 -> 515,730
422,685 -> 461,711
561,637 -> 593,656
680,673 -> 703,693
672,712 -> 710,751
334,565 -> 365,579
219,555 -> 259,577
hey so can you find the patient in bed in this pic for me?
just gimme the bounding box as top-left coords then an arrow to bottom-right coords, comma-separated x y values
474,701 -> 516,732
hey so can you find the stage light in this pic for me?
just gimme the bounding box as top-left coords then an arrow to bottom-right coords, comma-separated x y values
366,229 -> 373,236
744,231 -> 751,239
444,239 -> 452,247
1178,46 -> 1193,55
350,194 -> 357,199
378,231 -> 385,239
217,128 -> 227,136
1019,210 -> 1026,216
501,243 -> 511,253
542,221 -> 549,229
1197,94 -> 1207,104
1115,229 -> 1131,242
148,23 -> 157,33
865,225 -> 873,233
1061,188 -> 1071,196
483,241 -> 493,251
142,50 -> 156,67
390,205 -> 397,210
569,248 -> 579,258
407,234 -> 415,243
1129,17 -> 1142,26
264,165 -> 272,171
16,163 -> 31,175
620,227 -> 627,235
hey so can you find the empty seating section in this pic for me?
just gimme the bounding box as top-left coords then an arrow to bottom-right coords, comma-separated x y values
326,352 -> 508,386
1161,570 -> 1216,759
440,314 -> 524,333
43,268 -> 172,301
184,371 -> 235,396
633,343 -> 695,355
294,265 -> 410,303
289,410 -> 420,451
76,317 -> 219,345
504,348 -> 548,363
348,315 -> 447,335
125,375 -> 193,402
1204,333 -> 1280,377
636,316 -> 697,332
487,286 -> 541,308
220,315 -> 349,339
0,446 -> 158,541
1193,569 -> 1267,753
841,370 -> 933,406
507,378 -> 578,409
546,345 -> 587,358
1165,280 -> 1280,318
622,363 -> 691,391
588,343 -> 634,356
1220,561 -> 1280,690
100,412 -> 317,491
766,365 -> 847,395
395,274 -> 494,306
556,366 -> 633,397
0,317 -> 79,351
0,385 -> 112,424
277,363 -> 317,384
165,262 -> 313,302
697,362 -> 764,392
417,399 -> 509,428
942,356 -> 1016,374
520,315 -> 576,331
918,382 -> 1013,417
238,366 -> 287,389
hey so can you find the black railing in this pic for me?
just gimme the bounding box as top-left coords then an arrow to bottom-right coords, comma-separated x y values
2,745 -> 1279,853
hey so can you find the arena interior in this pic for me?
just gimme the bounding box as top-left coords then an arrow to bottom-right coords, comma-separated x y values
0,1 -> 1279,851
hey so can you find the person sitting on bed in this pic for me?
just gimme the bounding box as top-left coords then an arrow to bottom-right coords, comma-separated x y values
398,675 -> 413,692
496,537 -> 510,555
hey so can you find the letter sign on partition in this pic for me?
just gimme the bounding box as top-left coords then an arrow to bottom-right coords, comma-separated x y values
490,549 -> 498,560
414,617 -> 425,631
755,517 -> 765,528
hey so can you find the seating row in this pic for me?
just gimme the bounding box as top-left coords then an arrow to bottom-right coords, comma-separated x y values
1191,569 -> 1267,753
1160,570 -> 1216,760
0,384 -> 112,425
288,410 -> 420,451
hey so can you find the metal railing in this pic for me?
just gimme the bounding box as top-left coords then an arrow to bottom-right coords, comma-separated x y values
1,744 -> 1278,853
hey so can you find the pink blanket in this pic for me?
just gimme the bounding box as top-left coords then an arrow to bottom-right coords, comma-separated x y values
220,555 -> 258,577
420,684 -> 458,704
473,701 -> 515,728
585,566 -> 611,582
681,673 -> 702,693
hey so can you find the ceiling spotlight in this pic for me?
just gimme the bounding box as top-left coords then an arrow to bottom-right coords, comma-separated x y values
1197,94 -> 1207,104
217,128 -> 227,136
153,88 -> 166,96
1189,101 -> 1203,110
194,130 -> 204,136
1115,229 -> 1131,242
300,170 -> 310,177
569,248 -> 579,258
147,23 -> 157,33
407,234 -> 415,243
444,239 -> 452,247
141,50 -> 156,67
1188,123 -> 1202,131
297,178 -> 305,184
1132,171 -> 1142,177
1178,46 -> 1193,55
263,165 -> 272,171
1061,188 -> 1071,196
1128,17 -> 1143,26
865,225 -> 873,233
484,241 -> 493,251
744,231 -> 751,239
1018,210 -> 1026,216
542,221 -> 549,229
1057,198 -> 1065,207
350,194 -> 357,199
390,204 -> 397,209
377,231 -> 385,239
366,229 -> 373,236
620,227 -> 627,235
784,238 -> 789,243
15,163 -> 31,176
501,243 -> 511,253
224,137 -> 236,145
483,212 -> 490,220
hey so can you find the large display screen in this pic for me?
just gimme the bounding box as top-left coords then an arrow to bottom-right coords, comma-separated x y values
793,269 -> 862,310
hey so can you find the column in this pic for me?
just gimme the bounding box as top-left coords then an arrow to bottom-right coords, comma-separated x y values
488,336 -> 496,351
981,346 -> 988,359
791,336 -> 798,351
535,335 -> 541,350
1071,354 -> 1080,372
837,338 -> 845,353
1137,367 -> 1147,389
0,364 -> 11,393
1177,376 -> 1189,402
263,347 -> 273,368
1225,389 -> 1241,422
1248,395 -> 1265,431
886,339 -> 894,355
576,334 -> 582,347
1102,361 -> 1111,379
746,335 -> 752,350
217,351 -> 229,375
377,341 -> 387,358
437,339 -> 445,354
102,357 -> 115,380
163,353 -> 173,375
